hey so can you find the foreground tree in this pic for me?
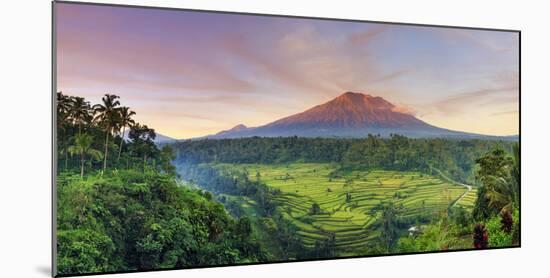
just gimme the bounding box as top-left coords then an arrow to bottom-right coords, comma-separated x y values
56,92 -> 72,123
128,123 -> 157,170
57,92 -> 73,170
67,134 -> 102,178
93,94 -> 121,173
485,145 -> 519,213
69,96 -> 93,136
116,107 -> 136,163
473,147 -> 516,219
378,202 -> 400,252
159,145 -> 176,176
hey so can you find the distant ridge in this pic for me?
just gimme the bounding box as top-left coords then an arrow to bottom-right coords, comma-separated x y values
215,124 -> 248,137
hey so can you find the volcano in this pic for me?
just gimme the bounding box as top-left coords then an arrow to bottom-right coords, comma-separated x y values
206,92 -> 505,139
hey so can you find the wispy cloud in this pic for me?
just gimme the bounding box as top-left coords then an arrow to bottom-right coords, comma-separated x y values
435,28 -> 519,52
431,70 -> 519,116
368,69 -> 408,85
56,3 -> 519,138
347,26 -> 389,45
491,110 -> 518,116
391,103 -> 418,116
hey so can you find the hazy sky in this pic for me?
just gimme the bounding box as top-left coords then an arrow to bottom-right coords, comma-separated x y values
56,3 -> 519,139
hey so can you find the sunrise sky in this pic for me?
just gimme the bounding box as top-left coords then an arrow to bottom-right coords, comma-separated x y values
55,3 -> 519,139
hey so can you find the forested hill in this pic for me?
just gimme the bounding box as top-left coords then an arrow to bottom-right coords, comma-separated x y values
57,170 -> 263,275
172,135 -> 515,184
55,92 -> 264,276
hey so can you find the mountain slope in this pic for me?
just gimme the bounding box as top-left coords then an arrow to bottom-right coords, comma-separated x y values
215,124 -> 249,137
265,92 -> 428,129
205,92 -> 514,139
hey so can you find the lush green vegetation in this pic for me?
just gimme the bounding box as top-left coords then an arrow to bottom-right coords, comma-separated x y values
178,162 -> 478,256
57,92 -> 174,177
173,136 -> 514,184
174,138 -> 520,256
221,164 -> 472,254
56,93 -> 263,275
57,171 -> 263,275
57,91 -> 520,274
397,145 -> 520,253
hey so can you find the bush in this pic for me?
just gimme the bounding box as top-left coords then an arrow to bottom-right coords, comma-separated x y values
485,216 -> 512,247
449,206 -> 471,228
500,210 -> 513,234
57,229 -> 117,275
473,223 -> 488,249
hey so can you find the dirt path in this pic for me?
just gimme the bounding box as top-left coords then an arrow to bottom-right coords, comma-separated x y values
430,166 -> 473,207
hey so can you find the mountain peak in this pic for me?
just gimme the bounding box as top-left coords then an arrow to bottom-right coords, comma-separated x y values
338,91 -> 371,98
263,92 -> 422,129
207,91 -> 463,139
215,124 -> 249,136
230,124 -> 247,131
332,91 -> 394,111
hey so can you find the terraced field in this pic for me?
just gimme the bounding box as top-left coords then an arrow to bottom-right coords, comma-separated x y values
455,188 -> 478,211
214,163 -> 475,254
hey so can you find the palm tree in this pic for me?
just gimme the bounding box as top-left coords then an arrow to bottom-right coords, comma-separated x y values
69,96 -> 92,135
57,92 -> 72,171
485,144 -> 520,213
511,143 -> 520,192
56,92 -> 72,123
378,202 -> 400,252
484,176 -> 516,213
93,94 -> 121,173
67,134 -> 102,178
116,107 -> 136,163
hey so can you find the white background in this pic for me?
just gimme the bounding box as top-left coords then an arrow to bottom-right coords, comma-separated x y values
0,0 -> 548,277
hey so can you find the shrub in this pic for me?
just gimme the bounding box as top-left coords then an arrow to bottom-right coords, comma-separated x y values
485,216 -> 512,247
473,223 -> 488,249
500,210 -> 513,234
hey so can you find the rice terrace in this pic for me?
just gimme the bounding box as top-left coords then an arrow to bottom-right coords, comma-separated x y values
207,163 -> 474,254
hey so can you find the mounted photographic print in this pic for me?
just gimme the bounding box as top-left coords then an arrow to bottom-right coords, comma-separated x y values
53,1 -> 520,277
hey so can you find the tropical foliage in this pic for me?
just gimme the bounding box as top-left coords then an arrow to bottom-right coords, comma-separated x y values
56,92 -> 520,275
56,92 -> 171,176
56,171 -> 263,275
172,135 -> 514,184
56,93 -> 263,275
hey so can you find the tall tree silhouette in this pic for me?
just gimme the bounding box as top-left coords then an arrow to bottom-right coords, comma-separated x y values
69,96 -> 92,136
378,202 -> 400,252
93,94 -> 121,173
129,123 -> 157,170
68,134 -> 102,178
56,92 -> 72,170
116,107 -> 136,163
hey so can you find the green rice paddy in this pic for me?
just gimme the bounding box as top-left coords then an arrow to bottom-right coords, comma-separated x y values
215,163 -> 476,253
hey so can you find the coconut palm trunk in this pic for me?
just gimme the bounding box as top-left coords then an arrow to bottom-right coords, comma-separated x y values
103,128 -> 109,173
64,148 -> 68,170
117,126 -> 126,163
143,154 -> 147,171
80,150 -> 85,178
